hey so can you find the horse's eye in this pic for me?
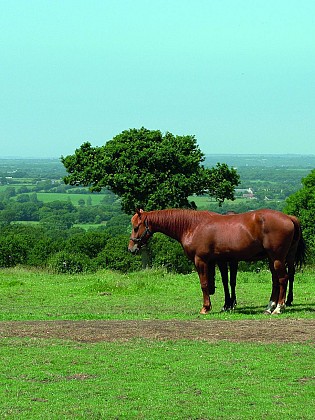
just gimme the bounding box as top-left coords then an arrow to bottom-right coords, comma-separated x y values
134,226 -> 139,233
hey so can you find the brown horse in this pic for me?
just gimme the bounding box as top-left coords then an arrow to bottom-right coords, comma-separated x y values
128,208 -> 305,315
210,213 -> 306,313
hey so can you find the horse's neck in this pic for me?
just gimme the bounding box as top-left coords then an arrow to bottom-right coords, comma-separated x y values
149,211 -> 189,242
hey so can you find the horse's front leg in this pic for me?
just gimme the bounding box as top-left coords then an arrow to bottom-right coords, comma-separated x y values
265,260 -> 279,314
272,259 -> 288,314
195,257 -> 213,314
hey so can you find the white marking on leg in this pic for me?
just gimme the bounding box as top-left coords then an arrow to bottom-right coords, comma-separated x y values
264,301 -> 277,315
271,303 -> 285,315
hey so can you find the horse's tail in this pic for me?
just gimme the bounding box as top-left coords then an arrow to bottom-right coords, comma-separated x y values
295,232 -> 307,269
290,215 -> 307,269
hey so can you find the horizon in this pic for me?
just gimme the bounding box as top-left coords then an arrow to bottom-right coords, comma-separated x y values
1,152 -> 315,160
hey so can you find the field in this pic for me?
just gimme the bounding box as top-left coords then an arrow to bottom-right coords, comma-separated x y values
0,267 -> 314,419
35,192 -> 107,206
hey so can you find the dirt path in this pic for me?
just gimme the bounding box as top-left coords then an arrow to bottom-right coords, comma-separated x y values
1,319 -> 314,343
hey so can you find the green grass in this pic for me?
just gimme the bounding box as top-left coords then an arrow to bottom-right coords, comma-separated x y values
0,338 -> 314,419
0,267 -> 314,321
0,267 -> 314,419
35,192 -> 106,206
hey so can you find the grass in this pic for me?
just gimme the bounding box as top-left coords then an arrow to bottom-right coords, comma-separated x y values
35,192 -> 106,206
0,338 -> 314,419
0,267 -> 314,419
0,267 -> 314,321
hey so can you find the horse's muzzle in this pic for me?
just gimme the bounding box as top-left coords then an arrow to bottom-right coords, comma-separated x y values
128,243 -> 139,254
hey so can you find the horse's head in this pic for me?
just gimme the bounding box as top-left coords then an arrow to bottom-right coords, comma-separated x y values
128,209 -> 153,254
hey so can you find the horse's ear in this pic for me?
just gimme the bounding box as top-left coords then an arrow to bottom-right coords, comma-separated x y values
136,208 -> 144,217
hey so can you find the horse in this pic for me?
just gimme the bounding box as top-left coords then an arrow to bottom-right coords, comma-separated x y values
210,213 -> 306,313
128,208 -> 306,315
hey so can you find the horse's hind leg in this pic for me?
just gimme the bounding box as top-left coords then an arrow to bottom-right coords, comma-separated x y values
217,261 -> 231,311
207,262 -> 216,296
229,261 -> 238,309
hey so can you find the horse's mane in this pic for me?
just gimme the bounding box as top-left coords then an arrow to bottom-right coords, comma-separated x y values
148,209 -> 211,235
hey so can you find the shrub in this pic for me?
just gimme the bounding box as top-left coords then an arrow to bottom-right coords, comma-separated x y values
96,234 -> 142,273
0,236 -> 28,267
148,234 -> 193,274
27,237 -> 61,267
64,231 -> 110,259
47,251 -> 96,274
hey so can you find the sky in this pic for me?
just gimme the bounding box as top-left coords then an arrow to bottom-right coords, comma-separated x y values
0,0 -> 314,158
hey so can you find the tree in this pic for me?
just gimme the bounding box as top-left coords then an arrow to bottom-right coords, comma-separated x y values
62,128 -> 240,213
203,162 -> 240,205
284,169 -> 315,259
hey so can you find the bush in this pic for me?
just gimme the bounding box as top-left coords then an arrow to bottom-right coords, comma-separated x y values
0,236 -> 28,267
47,251 -> 96,274
27,237 -> 61,267
64,231 -> 110,259
238,260 -> 268,272
96,234 -> 142,273
148,234 -> 193,274
0,224 -> 40,267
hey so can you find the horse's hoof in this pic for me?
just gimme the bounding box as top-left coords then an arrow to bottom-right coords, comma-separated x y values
285,300 -> 293,307
200,305 -> 212,314
271,304 -> 285,315
264,301 -> 276,315
221,305 -> 234,312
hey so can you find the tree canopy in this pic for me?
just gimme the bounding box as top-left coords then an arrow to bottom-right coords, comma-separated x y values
62,128 -> 240,213
284,169 -> 315,256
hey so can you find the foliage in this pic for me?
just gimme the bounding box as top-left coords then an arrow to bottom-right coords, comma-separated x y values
1,156 -> 314,270
47,251 -> 96,274
96,234 -> 142,272
148,233 -> 193,274
0,189 -> 122,227
0,224 -> 43,267
62,128 -> 240,212
64,230 -> 111,259
204,162 -> 240,204
0,236 -> 27,267
27,237 -> 60,267
284,169 -> 315,260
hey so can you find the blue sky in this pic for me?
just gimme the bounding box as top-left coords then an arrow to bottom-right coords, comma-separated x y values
0,0 -> 314,157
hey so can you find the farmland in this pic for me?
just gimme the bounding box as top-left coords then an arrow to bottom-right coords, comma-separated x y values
1,154 -> 315,210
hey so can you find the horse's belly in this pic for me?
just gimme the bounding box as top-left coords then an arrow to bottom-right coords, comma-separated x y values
212,237 -> 264,260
